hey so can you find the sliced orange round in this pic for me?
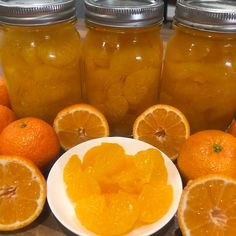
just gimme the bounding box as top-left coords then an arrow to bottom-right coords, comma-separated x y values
53,104 -> 109,150
0,155 -> 46,231
133,104 -> 190,160
178,175 -> 236,236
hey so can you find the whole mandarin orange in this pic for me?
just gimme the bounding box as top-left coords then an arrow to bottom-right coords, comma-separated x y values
0,117 -> 60,168
177,130 -> 236,181
0,105 -> 16,133
0,78 -> 10,107
228,119 -> 236,138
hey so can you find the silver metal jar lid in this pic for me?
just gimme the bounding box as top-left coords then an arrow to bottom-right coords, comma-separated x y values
84,0 -> 164,28
0,0 -> 76,26
175,0 -> 236,32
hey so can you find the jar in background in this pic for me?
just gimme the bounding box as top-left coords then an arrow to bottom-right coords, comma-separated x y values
160,0 -> 236,133
82,0 -> 164,136
0,0 -> 82,124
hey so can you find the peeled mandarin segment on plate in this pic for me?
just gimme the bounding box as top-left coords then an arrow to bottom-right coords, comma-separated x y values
63,156 -> 100,202
83,142 -> 126,177
104,191 -> 140,236
65,171 -> 101,203
0,156 -> 46,231
76,192 -> 140,236
133,104 -> 190,160
138,184 -> 173,224
82,144 -> 105,169
82,143 -> 127,193
63,154 -> 82,185
53,104 -> 109,150
114,162 -> 143,194
75,195 -> 108,236
134,148 -> 168,186
178,175 -> 236,236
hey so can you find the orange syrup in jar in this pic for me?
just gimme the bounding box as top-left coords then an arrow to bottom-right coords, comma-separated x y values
160,0 -> 236,133
0,0 -> 82,124
82,0 -> 164,136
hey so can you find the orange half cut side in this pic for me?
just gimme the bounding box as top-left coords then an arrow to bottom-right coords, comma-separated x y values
178,175 -> 236,236
0,155 -> 46,231
133,104 -> 190,160
53,104 -> 109,150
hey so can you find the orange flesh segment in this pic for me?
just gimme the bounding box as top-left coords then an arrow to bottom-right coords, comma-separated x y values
134,148 -> 168,186
63,155 -> 100,202
138,184 -> 173,224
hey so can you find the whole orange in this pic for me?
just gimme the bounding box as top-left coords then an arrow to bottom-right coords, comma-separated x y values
0,117 -> 61,168
0,105 -> 16,133
228,119 -> 236,137
0,78 -> 10,107
177,130 -> 236,181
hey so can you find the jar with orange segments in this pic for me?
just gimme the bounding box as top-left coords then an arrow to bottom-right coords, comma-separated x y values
82,0 -> 164,136
0,0 -> 82,124
160,0 -> 236,133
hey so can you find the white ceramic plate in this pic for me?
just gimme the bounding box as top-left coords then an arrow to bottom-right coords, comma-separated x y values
47,137 -> 182,236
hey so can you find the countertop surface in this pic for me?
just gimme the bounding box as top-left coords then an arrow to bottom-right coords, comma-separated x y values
0,21 -> 177,236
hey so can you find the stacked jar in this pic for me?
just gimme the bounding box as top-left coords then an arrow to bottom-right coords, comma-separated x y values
160,0 -> 236,133
0,0 -> 82,124
82,0 -> 164,136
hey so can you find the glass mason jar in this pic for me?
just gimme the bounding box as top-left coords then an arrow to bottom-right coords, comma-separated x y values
0,0 -> 82,124
160,0 -> 236,133
82,0 -> 164,136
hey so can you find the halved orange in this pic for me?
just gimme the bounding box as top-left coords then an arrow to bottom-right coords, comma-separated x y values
178,175 -> 236,236
133,104 -> 190,160
0,155 -> 46,231
53,104 -> 109,150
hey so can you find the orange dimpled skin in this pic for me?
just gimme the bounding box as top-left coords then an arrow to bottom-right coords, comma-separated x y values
0,105 -> 16,133
177,130 -> 236,181
0,117 -> 60,168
